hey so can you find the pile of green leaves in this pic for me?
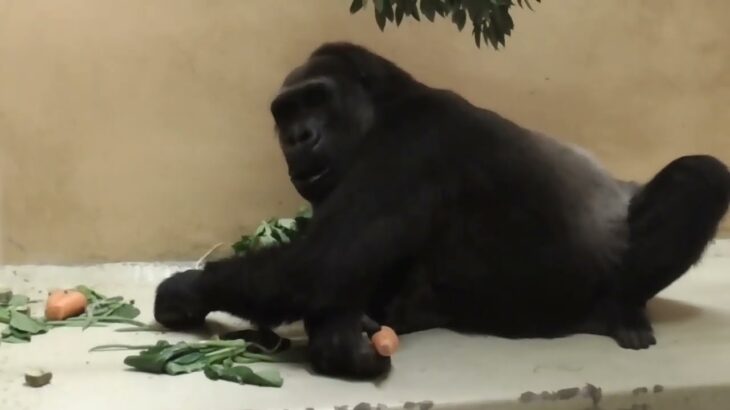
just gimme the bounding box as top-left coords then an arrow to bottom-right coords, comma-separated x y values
0,286 -> 143,344
232,207 -> 312,255
349,0 -> 542,50
0,293 -> 35,343
91,339 -> 285,387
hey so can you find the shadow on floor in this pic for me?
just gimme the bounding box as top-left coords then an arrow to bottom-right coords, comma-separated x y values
647,297 -> 703,323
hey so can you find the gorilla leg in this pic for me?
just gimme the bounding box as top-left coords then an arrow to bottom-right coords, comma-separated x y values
581,155 -> 730,349
622,155 -> 730,303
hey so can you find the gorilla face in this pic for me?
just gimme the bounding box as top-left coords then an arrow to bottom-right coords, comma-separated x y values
270,51 -> 376,204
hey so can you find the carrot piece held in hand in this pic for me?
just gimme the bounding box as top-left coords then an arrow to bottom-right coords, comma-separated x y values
371,325 -> 399,357
45,289 -> 88,320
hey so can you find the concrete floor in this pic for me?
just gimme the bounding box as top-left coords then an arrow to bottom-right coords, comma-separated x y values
2,240 -> 730,410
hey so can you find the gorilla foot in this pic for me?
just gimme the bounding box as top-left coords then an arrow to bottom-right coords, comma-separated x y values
611,323 -> 656,350
580,300 -> 657,350
608,304 -> 657,350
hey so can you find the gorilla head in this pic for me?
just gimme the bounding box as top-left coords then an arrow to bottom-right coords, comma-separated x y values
270,43 -> 414,204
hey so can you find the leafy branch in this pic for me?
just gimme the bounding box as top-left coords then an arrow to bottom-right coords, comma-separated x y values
349,0 -> 541,50
232,207 -> 312,255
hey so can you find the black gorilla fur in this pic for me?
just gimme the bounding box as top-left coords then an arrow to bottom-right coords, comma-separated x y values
154,42 -> 730,379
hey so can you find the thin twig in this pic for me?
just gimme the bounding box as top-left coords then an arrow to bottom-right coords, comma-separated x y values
195,242 -> 225,269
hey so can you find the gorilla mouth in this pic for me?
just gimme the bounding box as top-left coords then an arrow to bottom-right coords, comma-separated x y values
291,166 -> 331,185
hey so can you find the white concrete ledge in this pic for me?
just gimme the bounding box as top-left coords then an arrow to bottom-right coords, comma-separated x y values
1,240 -> 730,410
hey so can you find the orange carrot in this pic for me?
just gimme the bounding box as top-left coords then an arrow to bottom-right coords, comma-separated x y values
45,289 -> 88,320
370,325 -> 399,357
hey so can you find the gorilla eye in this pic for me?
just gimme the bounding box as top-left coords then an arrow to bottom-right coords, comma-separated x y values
271,98 -> 297,124
302,84 -> 331,107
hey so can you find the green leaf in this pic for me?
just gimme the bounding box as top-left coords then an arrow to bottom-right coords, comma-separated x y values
203,346 -> 249,365
269,227 -> 289,243
473,23 -> 482,48
375,6 -> 387,30
254,235 -> 279,248
2,333 -> 31,343
518,0 -> 538,11
452,8 -> 467,31
45,321 -> 105,328
75,285 -> 106,302
0,307 -> 10,324
374,0 -> 385,13
232,235 -> 255,255
114,325 -> 166,333
420,0 -> 435,21
164,360 -> 208,375
464,0 -> 486,24
96,316 -> 146,326
411,5 -> 421,21
276,218 -> 297,231
490,9 -> 509,44
164,352 -> 207,375
296,206 -> 312,218
350,0 -> 364,13
89,343 -> 158,352
204,364 -> 283,387
123,341 -> 192,374
109,304 -> 141,320
484,18 -> 503,49
2,326 -> 32,343
80,299 -> 128,329
173,351 -> 204,365
9,311 -> 47,334
240,352 -> 278,362
7,294 -> 30,307
395,6 -> 404,25
383,0 -> 394,22
99,296 -> 124,304
46,315 -> 145,327
232,356 -> 260,364
255,369 -> 284,387
80,301 -> 101,330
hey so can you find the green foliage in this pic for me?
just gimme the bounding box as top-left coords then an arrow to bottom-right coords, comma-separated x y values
0,285 -> 143,344
91,336 -> 287,387
349,0 -> 541,50
9,311 -> 48,334
232,206 -> 312,255
1,291 -> 44,343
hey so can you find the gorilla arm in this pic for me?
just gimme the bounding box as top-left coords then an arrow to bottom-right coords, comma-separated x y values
153,170 -> 432,331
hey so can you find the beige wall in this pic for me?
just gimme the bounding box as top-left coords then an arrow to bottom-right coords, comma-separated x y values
0,0 -> 728,264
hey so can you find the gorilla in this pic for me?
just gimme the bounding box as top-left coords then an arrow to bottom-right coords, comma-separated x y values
154,42 -> 730,379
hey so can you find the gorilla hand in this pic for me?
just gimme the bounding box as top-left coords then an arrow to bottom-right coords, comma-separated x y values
154,269 -> 211,330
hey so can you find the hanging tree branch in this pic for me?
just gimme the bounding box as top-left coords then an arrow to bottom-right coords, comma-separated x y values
349,0 -> 541,50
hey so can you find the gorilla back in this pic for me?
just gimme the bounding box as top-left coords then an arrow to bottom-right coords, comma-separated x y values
154,42 -> 730,379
